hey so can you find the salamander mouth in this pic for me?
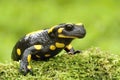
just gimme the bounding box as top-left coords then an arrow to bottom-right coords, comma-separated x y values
58,33 -> 85,38
76,33 -> 86,38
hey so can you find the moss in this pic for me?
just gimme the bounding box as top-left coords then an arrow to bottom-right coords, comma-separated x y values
0,48 -> 120,80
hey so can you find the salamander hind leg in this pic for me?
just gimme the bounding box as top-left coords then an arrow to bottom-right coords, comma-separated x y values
19,45 -> 42,75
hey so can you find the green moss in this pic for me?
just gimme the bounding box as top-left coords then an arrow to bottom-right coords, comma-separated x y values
0,48 -> 120,80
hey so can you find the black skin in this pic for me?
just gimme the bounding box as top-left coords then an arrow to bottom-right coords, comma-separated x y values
11,23 -> 86,75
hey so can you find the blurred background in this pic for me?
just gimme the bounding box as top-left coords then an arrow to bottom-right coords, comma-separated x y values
0,0 -> 120,63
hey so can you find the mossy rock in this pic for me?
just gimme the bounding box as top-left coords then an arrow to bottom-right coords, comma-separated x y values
0,48 -> 120,80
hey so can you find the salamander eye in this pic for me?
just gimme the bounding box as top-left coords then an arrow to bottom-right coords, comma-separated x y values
65,24 -> 74,31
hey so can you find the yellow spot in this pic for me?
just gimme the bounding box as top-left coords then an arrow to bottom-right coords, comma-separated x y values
66,44 -> 72,50
55,42 -> 65,48
36,55 -> 40,58
27,54 -> 31,62
48,26 -> 56,34
76,23 -> 83,26
66,23 -> 73,24
27,65 -> 32,69
17,48 -> 21,56
34,45 -> 42,50
58,28 -> 64,33
45,54 -> 51,57
58,34 -> 78,38
50,45 -> 56,50
26,30 -> 43,36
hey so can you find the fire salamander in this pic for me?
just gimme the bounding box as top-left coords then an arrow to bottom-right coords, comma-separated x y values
11,23 -> 86,75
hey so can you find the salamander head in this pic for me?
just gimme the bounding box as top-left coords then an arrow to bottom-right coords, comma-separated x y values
48,23 -> 86,39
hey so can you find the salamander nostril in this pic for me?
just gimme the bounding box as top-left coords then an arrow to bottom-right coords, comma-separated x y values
79,27 -> 86,36
82,30 -> 86,35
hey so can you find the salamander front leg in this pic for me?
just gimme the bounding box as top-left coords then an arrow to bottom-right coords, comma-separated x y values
64,44 -> 81,54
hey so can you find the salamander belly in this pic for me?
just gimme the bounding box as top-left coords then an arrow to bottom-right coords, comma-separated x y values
31,48 -> 63,60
